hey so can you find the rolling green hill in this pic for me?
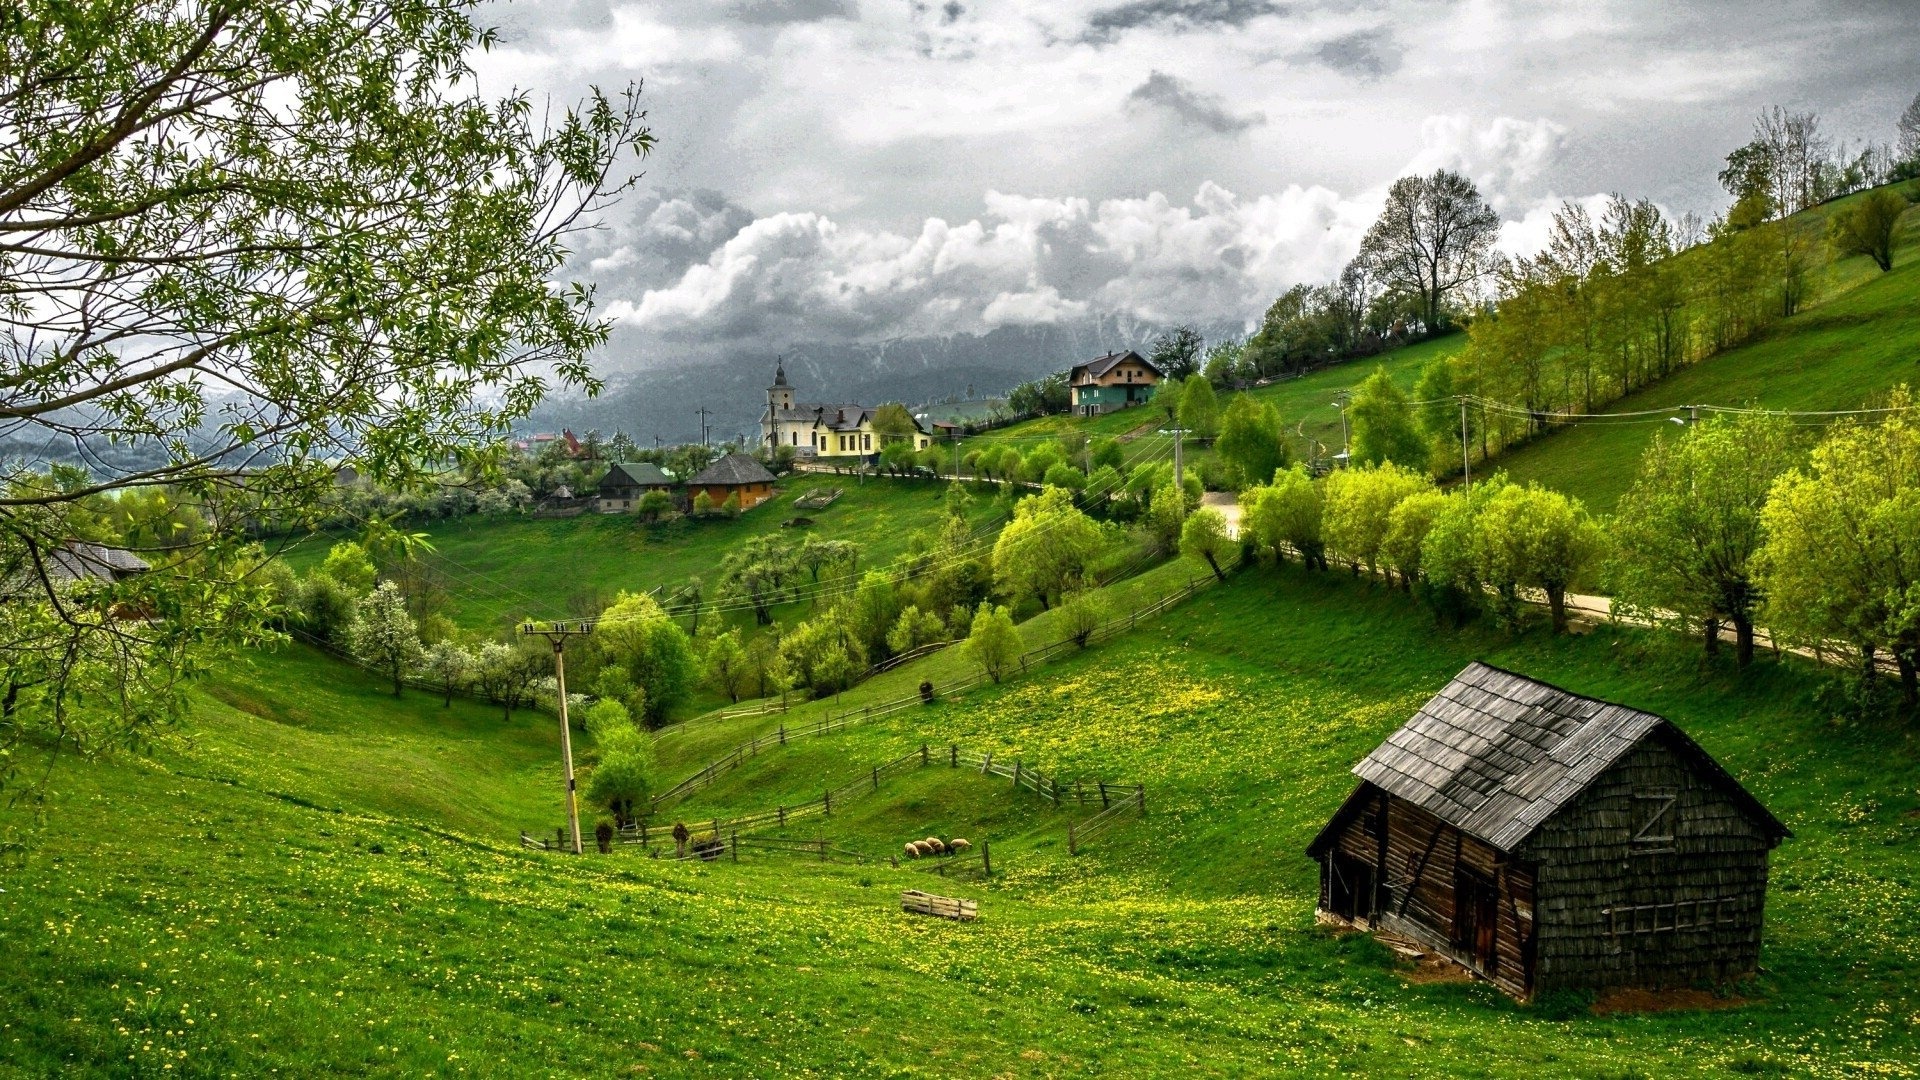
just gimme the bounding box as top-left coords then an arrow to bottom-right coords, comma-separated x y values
1498,186 -> 1920,512
6,559 -> 1917,1076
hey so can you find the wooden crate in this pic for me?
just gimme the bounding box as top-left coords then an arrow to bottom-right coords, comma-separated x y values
901,889 -> 978,922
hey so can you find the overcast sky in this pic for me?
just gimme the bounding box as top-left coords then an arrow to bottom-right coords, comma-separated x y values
472,0 -> 1920,370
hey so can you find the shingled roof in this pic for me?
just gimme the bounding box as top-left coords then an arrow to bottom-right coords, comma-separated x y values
1327,661 -> 1787,854
46,540 -> 151,584
1069,350 -> 1159,384
688,452 -> 775,487
602,462 -> 673,488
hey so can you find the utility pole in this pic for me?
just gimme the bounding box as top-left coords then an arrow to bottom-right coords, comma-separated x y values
1333,393 -> 1351,468
952,431 -> 962,479
696,407 -> 712,448
520,619 -> 592,855
1158,427 -> 1190,486
1460,397 -> 1471,488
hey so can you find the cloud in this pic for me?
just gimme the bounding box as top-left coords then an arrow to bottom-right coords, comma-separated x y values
1127,71 -> 1265,134
1312,28 -> 1400,80
1403,114 -> 1571,211
728,0 -> 856,24
1083,0 -> 1285,45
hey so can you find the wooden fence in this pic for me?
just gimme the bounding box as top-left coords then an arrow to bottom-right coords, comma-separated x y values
649,567 -> 1224,811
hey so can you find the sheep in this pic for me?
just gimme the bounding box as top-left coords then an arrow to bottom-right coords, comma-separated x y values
948,838 -> 971,853
903,842 -> 921,859
923,837 -> 948,855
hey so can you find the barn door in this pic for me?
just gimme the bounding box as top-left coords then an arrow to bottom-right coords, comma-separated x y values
1329,854 -> 1375,923
1453,869 -> 1499,974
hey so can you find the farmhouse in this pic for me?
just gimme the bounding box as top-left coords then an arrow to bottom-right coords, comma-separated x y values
686,451 -> 777,511
759,360 -> 935,460
1068,350 -> 1160,416
1307,661 -> 1788,999
597,461 -> 674,513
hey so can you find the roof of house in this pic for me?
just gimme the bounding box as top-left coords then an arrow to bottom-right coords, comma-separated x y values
46,540 -> 152,585
688,452 -> 776,487
602,462 -> 673,489
1069,350 -> 1160,384
1310,662 -> 1788,856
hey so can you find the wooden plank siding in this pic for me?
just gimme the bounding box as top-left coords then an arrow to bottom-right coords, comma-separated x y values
1517,733 -> 1773,993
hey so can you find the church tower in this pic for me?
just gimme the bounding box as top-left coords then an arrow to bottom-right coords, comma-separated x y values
767,358 -> 794,411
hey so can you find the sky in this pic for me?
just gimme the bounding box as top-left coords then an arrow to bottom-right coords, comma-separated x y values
471,0 -> 1920,371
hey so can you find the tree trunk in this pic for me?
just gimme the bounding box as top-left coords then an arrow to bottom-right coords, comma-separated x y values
1204,554 -> 1225,583
1546,585 -> 1567,634
443,683 -> 453,708
1702,617 -> 1721,657
1896,653 -> 1919,711
1733,615 -> 1756,668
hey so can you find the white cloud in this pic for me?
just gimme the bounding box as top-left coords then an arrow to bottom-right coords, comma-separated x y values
1404,114 -> 1570,212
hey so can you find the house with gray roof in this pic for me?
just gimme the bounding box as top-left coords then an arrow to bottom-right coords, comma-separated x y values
1307,661 -> 1788,999
597,462 -> 674,514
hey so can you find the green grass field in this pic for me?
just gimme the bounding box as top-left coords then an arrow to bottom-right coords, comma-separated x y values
6,559 -> 1917,1076
1501,188 -> 1920,513
281,474 -> 1000,634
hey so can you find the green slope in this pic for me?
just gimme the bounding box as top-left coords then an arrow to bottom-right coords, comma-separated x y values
1500,190 -> 1920,513
6,565 -> 1917,1076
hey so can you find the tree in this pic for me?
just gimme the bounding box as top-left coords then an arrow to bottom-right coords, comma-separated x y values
592,592 -> 697,727
1058,587 -> 1111,648
847,570 -> 902,661
1241,465 -> 1326,570
471,639 -> 549,722
780,612 -> 864,697
964,603 -> 1021,682
1322,464 -> 1432,576
347,582 -> 423,697
320,541 -> 378,595
1152,378 -> 1184,422
701,628 -> 751,703
0,2 -> 646,794
420,640 -> 474,708
1149,325 -> 1205,381
887,606 -> 949,655
1829,188 -> 1908,272
1214,395 -> 1288,490
1042,462 -> 1087,495
691,490 -> 715,517
1756,390 -> 1920,707
991,488 -> 1106,609
1180,508 -> 1234,582
1177,375 -> 1220,442
879,439 -> 919,475
637,489 -> 674,522
1478,482 -> 1602,633
1419,475 -> 1509,626
719,535 -> 801,625
583,699 -> 653,827
1382,490 -> 1450,590
1900,90 -> 1920,165
1357,170 -> 1500,332
1145,481 -> 1189,555
1609,414 -> 1800,665
1346,367 -> 1426,469
870,402 -> 918,443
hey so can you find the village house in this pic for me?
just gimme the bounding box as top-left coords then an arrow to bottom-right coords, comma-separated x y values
1067,350 -> 1161,416
596,461 -> 674,513
1307,661 -> 1788,1000
686,451 -> 777,511
759,360 -> 935,461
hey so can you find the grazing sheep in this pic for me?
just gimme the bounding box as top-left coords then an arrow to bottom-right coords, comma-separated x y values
948,838 -> 971,853
924,837 -> 948,855
903,842 -> 920,859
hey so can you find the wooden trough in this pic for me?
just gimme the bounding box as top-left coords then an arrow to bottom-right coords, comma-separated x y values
901,889 -> 978,922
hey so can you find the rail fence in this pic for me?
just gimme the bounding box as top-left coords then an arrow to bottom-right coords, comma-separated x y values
650,566 -> 1226,811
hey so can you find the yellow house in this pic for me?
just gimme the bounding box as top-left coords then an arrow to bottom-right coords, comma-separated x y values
759,361 -> 934,460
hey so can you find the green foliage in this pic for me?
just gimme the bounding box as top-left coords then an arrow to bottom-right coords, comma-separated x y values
1179,507 -> 1234,582
418,639 -> 475,708
780,613 -> 866,697
1346,366 -> 1426,469
1089,437 -> 1125,472
1241,464 -> 1325,569
870,402 -> 918,440
692,490 -> 715,516
887,605 -> 949,655
1358,169 -> 1500,331
1476,483 -> 1604,633
1178,375 -> 1220,441
591,592 -> 697,726
1829,188 -> 1909,272
320,541 -> 378,594
1149,325 -> 1206,381
345,583 -> 422,697
1322,463 -> 1433,576
1381,489 -> 1449,590
847,570 -> 902,661
1058,587 -> 1112,648
1756,388 -> 1920,706
1608,414 -> 1800,663
294,573 -> 357,643
701,628 -> 752,703
583,698 -> 653,826
1418,475 -> 1508,625
1214,395 -> 1288,490
1145,480 -> 1188,555
963,602 -> 1021,682
992,488 -> 1106,609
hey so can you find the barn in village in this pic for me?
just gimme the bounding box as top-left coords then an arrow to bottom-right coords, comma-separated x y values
1307,662 -> 1789,999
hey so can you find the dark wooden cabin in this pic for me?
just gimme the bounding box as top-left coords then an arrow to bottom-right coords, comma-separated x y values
1307,662 -> 1789,999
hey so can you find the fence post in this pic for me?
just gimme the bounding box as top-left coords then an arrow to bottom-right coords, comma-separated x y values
819,839 -> 827,862
920,743 -> 929,766
872,765 -> 879,791
823,790 -> 831,817
1069,821 -> 1077,856
520,830 -> 529,848
1137,784 -> 1146,817
556,827 -> 565,848
778,805 -> 786,826
1049,776 -> 1059,805
640,820 -> 649,846
1099,781 -> 1110,808
1012,760 -> 1022,789
980,750 -> 992,776
712,818 -> 721,839
1077,783 -> 1086,806
779,723 -> 786,745
982,840 -> 991,877
950,744 -> 958,767
730,831 -> 738,862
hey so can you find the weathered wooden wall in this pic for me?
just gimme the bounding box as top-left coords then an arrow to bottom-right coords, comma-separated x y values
1519,733 -> 1774,993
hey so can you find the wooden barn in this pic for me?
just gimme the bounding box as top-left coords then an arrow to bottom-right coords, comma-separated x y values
1307,662 -> 1789,999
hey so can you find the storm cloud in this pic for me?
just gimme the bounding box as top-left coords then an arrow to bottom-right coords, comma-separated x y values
1127,71 -> 1265,133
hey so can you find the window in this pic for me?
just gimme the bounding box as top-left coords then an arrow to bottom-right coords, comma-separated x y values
863,433 -> 872,451
1604,897 -> 1737,938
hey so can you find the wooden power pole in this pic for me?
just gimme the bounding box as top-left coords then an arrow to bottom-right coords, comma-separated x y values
520,619 -> 593,854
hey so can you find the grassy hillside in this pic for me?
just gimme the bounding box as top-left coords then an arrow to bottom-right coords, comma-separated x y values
958,333 -> 1465,466
6,563 -> 1918,1076
281,474 -> 998,633
1500,187 -> 1920,513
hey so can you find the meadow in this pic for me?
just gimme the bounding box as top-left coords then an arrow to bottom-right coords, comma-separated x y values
5,561 -> 1917,1077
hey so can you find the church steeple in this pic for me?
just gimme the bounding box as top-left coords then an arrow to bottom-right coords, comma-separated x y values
767,357 -> 794,411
